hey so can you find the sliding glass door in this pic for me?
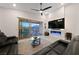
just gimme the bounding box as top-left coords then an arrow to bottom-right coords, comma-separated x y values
19,20 -> 30,39
19,18 -> 42,39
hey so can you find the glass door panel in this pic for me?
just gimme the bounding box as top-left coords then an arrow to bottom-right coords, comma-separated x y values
31,23 -> 41,36
19,21 -> 30,39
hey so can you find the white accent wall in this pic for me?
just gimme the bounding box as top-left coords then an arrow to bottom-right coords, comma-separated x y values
50,6 -> 64,20
48,4 -> 79,39
65,4 -> 79,36
47,6 -> 65,39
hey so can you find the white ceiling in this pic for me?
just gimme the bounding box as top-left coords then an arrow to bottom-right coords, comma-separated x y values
0,3 -> 63,14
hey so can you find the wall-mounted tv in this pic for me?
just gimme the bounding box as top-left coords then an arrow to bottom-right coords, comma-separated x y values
48,18 -> 65,29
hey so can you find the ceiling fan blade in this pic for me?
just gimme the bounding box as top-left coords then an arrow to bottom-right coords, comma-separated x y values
40,3 -> 42,10
31,9 -> 40,11
42,6 -> 52,11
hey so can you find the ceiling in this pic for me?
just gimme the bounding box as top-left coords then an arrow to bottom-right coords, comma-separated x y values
0,3 -> 64,14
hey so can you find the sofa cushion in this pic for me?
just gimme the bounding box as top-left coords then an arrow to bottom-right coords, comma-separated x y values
33,40 -> 69,55
0,45 -> 11,55
63,36 -> 79,55
46,49 -> 58,55
7,44 -> 18,55
53,43 -> 67,54
0,37 -> 17,47
33,46 -> 51,55
0,32 -> 7,43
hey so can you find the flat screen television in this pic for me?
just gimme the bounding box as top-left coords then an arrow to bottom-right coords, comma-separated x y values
48,18 -> 64,29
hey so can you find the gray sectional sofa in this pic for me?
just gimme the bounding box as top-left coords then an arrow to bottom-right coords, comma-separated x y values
0,31 -> 18,55
33,40 -> 69,55
63,36 -> 79,55
34,36 -> 79,55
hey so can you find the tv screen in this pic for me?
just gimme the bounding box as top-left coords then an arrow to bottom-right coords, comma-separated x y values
48,18 -> 64,29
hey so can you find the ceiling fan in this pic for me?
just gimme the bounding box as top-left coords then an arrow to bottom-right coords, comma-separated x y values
31,3 -> 52,16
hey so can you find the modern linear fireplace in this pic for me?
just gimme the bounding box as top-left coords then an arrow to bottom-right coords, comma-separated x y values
51,31 -> 61,37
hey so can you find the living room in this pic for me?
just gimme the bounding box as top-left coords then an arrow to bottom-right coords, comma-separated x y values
0,3 -> 79,55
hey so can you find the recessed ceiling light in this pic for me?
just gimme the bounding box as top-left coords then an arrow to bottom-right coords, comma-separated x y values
13,3 -> 16,7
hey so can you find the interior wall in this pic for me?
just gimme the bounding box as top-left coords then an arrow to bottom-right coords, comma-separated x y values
50,6 -> 64,20
0,7 -> 42,37
0,18 -> 1,30
65,4 -> 79,36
